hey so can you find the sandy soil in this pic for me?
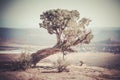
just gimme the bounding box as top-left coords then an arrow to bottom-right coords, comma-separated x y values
41,52 -> 120,69
0,52 -> 120,80
0,63 -> 120,80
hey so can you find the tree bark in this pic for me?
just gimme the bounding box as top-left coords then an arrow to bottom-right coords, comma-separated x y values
53,29 -> 62,48
30,48 -> 61,66
53,35 -> 62,48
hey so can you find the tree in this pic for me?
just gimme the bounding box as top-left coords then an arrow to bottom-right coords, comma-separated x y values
30,9 -> 93,66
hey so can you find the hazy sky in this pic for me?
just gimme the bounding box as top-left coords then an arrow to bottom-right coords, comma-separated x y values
0,0 -> 120,28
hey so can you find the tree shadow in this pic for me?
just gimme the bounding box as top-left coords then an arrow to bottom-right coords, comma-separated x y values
32,65 -> 59,73
41,70 -> 59,73
32,65 -> 55,70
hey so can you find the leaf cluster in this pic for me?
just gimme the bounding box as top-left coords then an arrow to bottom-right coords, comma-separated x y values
39,9 -> 93,50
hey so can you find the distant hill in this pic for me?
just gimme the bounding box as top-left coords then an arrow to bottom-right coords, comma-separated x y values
0,27 -> 120,46
92,27 -> 120,42
96,38 -> 120,45
0,27 -> 56,46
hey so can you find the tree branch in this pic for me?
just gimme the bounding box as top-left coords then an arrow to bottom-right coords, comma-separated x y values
73,31 -> 91,46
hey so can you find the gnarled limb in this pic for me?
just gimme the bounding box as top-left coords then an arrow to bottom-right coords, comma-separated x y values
30,48 -> 61,66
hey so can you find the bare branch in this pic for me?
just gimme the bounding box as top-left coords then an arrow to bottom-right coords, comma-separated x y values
73,31 -> 92,46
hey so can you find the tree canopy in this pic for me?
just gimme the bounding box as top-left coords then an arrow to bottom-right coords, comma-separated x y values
30,9 -> 93,66
39,9 -> 93,52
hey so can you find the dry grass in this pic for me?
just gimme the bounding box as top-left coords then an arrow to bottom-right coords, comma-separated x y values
12,52 -> 32,71
53,57 -> 70,72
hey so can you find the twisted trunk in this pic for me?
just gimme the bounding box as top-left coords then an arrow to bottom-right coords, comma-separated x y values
30,30 -> 69,66
30,42 -> 73,66
30,48 -> 61,66
53,28 -> 63,48
30,32 -> 91,66
53,33 -> 62,48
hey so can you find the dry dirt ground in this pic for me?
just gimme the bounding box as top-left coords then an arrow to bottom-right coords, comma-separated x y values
0,63 -> 120,80
0,52 -> 120,80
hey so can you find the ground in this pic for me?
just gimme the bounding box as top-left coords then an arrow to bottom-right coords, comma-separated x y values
0,52 -> 120,80
0,63 -> 120,80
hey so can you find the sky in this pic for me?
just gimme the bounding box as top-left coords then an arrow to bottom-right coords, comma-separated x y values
0,0 -> 120,29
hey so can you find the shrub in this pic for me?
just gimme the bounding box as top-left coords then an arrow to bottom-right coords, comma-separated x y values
53,57 -> 70,72
12,51 -> 32,71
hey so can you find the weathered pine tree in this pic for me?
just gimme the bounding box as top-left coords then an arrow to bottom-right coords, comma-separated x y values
31,9 -> 93,66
